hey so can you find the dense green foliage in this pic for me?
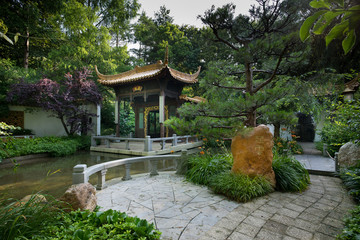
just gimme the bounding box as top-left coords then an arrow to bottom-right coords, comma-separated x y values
0,136 -> 90,160
272,153 -> 310,192
337,205 -> 360,240
185,152 -> 232,185
320,99 -> 360,156
0,194 -> 63,240
209,172 -> 273,202
340,167 -> 360,203
37,209 -> 161,240
0,195 -> 161,240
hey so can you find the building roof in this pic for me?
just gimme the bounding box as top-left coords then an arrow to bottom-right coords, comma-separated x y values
95,60 -> 201,86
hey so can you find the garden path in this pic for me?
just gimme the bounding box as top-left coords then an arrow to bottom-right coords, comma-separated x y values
97,172 -> 355,240
295,142 -> 335,173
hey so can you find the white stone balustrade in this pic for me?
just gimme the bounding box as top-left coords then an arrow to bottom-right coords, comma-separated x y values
72,152 -> 187,190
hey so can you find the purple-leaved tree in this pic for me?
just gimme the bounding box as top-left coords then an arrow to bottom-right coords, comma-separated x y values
7,68 -> 102,136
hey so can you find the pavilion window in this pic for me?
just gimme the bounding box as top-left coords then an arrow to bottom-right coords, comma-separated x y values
169,105 -> 176,117
139,108 -> 144,129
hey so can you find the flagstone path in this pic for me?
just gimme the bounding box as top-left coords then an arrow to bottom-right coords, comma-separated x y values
97,172 -> 355,240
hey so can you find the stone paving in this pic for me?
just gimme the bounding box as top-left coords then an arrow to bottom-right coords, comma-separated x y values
295,142 -> 336,173
97,172 -> 356,240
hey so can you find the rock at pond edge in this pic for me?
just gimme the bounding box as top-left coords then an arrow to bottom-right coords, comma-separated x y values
59,183 -> 97,211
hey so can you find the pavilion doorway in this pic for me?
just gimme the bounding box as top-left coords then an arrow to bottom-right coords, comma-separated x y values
147,110 -> 160,138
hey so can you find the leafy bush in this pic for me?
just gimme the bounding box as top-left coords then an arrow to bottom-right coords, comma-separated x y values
272,153 -> 310,192
209,172 -> 273,202
320,99 -> 360,156
337,205 -> 360,240
0,194 -> 63,240
185,152 -> 233,185
37,209 -> 161,240
340,167 -> 360,203
0,136 -> 91,160
0,194 -> 161,240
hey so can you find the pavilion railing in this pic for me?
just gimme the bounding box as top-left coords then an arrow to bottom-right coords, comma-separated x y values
91,134 -> 199,152
72,151 -> 187,190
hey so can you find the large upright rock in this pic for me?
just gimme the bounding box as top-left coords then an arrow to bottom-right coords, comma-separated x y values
231,125 -> 276,187
338,142 -> 360,167
60,183 -> 97,211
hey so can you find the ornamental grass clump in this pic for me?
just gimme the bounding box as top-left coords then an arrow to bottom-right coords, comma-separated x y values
209,172 -> 273,202
185,152 -> 232,185
272,152 -> 310,192
0,194 -> 63,240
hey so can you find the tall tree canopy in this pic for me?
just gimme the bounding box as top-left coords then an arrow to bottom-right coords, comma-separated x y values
166,0 -> 313,138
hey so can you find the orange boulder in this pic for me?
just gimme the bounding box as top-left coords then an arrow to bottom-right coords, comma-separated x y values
231,125 -> 276,187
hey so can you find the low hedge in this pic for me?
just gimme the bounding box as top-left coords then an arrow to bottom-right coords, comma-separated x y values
0,136 -> 91,160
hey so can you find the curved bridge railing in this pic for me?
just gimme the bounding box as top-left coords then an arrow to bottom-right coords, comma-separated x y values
91,134 -> 198,152
72,151 -> 187,190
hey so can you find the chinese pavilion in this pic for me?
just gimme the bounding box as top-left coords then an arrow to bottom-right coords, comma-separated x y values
95,48 -> 201,138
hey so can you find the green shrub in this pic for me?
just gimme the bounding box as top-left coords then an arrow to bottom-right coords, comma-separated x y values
0,195 -> 161,240
320,99 -> 360,157
337,205 -> 360,240
185,153 -> 232,185
340,167 -> 360,203
209,172 -> 273,202
272,153 -> 310,192
0,194 -> 63,240
37,209 -> 161,240
0,136 -> 91,160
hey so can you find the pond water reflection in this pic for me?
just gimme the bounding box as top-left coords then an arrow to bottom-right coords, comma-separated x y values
0,152 -> 176,200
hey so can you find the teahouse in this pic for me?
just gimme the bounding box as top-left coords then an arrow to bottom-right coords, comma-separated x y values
95,48 -> 201,138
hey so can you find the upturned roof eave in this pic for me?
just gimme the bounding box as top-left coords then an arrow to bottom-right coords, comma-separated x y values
95,63 -> 200,86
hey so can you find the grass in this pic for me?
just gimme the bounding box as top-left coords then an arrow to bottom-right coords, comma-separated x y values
272,152 -> 310,192
209,171 -> 273,202
0,194 -> 63,240
185,152 -> 232,185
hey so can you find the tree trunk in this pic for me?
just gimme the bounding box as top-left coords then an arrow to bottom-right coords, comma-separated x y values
244,56 -> 256,127
60,116 -> 70,136
274,122 -> 280,138
245,110 -> 256,127
24,28 -> 29,69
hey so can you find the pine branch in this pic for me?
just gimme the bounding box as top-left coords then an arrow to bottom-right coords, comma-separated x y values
252,45 -> 288,93
212,28 -> 239,51
198,110 -> 247,118
211,126 -> 234,129
212,82 -> 246,90
229,69 -> 273,75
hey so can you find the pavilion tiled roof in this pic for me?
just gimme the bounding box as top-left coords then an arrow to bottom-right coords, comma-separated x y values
95,60 -> 201,86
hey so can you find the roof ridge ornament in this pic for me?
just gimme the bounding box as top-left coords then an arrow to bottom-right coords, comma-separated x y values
164,45 -> 169,65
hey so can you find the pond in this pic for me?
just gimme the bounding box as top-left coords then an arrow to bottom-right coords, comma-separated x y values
0,152 -> 177,200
